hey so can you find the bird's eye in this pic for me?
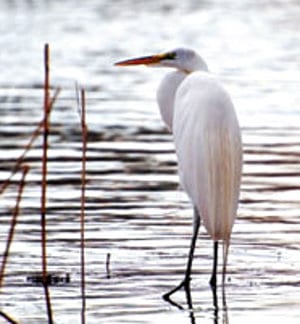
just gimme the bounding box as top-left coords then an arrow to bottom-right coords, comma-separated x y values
164,52 -> 176,60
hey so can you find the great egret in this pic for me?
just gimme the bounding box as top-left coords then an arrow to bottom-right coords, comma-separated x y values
115,48 -> 243,296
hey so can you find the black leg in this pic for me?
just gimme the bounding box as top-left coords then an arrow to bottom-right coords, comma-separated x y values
163,207 -> 201,302
211,282 -> 219,323
184,208 -> 201,282
210,241 -> 218,288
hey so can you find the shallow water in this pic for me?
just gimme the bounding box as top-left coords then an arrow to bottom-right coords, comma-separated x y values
0,0 -> 300,323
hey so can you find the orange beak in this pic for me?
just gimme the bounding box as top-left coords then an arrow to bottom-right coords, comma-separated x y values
114,53 -> 164,66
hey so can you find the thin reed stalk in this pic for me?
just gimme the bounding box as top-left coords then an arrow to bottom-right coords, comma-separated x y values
41,43 -> 53,324
80,89 -> 88,324
0,87 -> 60,196
0,310 -> 18,324
0,165 -> 29,290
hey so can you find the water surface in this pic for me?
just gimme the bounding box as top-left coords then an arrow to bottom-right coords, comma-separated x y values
0,1 -> 300,323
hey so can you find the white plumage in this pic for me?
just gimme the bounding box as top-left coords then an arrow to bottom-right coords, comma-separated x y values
172,71 -> 242,241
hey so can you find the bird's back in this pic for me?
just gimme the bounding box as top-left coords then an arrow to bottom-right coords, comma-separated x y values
173,71 -> 242,241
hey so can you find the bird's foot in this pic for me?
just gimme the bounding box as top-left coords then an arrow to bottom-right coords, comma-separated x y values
163,276 -> 190,301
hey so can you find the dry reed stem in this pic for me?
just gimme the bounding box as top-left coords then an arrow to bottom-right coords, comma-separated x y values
106,253 -> 111,279
0,87 -> 60,196
0,310 -> 18,324
0,165 -> 29,290
80,89 -> 88,324
41,43 -> 53,324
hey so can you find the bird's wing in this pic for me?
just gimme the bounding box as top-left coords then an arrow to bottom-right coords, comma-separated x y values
173,72 -> 242,241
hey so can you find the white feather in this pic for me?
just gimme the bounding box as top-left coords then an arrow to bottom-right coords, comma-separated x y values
173,71 -> 242,241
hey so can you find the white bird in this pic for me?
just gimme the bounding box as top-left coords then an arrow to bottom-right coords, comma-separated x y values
115,48 -> 243,297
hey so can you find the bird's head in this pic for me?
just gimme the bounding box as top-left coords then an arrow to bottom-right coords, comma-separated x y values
115,47 -> 208,73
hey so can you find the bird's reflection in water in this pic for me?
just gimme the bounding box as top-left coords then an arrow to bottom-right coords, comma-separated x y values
163,283 -> 229,324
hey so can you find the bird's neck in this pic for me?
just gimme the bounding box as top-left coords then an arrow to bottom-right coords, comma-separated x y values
156,70 -> 187,131
156,56 -> 209,131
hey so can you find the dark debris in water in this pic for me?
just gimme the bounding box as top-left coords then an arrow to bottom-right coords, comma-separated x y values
26,272 -> 71,286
